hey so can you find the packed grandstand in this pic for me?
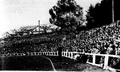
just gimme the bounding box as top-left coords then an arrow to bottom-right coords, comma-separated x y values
0,20 -> 120,69
1,20 -> 120,55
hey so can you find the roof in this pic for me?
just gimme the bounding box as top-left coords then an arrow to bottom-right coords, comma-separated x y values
19,26 -> 37,31
19,24 -> 58,32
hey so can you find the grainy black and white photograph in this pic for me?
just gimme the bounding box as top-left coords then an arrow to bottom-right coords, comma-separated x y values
0,0 -> 120,71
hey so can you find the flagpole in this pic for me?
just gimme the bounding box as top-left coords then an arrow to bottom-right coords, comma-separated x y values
112,0 -> 114,22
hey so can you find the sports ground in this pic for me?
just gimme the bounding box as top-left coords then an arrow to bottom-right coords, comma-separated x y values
0,56 -> 110,71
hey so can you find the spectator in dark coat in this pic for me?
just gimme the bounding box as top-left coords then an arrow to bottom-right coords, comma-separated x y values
58,47 -> 63,62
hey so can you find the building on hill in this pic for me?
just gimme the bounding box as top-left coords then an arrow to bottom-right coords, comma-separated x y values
3,23 -> 59,38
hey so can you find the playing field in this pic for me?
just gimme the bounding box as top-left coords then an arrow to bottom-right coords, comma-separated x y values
0,56 -> 109,71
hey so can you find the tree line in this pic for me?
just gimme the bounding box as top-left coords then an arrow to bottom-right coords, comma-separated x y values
49,0 -> 120,33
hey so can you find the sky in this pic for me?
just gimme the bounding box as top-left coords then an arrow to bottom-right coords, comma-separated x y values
0,0 -> 102,38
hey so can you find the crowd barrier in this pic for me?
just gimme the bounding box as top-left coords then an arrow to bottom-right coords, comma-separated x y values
1,51 -> 120,72
61,52 -> 120,72
85,53 -> 120,72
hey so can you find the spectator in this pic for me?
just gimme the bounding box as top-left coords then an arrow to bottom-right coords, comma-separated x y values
58,46 -> 63,62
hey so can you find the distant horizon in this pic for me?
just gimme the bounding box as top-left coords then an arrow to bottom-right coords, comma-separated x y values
0,0 -> 102,38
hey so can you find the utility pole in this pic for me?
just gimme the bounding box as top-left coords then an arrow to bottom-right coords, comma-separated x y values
38,20 -> 40,34
112,0 -> 114,22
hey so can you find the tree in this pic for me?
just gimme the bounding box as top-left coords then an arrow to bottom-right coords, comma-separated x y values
41,25 -> 51,33
86,4 -> 96,29
49,0 -> 84,33
114,0 -> 120,21
86,0 -> 113,29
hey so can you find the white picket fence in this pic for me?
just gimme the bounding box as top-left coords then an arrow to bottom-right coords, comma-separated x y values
1,51 -> 120,72
85,53 -> 120,72
61,52 -> 120,72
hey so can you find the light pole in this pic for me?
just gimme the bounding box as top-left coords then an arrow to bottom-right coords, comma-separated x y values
38,20 -> 40,34
112,0 -> 114,22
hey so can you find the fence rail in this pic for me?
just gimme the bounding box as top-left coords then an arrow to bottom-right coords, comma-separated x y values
1,51 -> 120,72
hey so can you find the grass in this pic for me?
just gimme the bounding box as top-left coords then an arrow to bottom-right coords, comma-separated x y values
0,56 -> 108,71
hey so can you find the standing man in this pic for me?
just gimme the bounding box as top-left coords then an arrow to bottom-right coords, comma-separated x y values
58,46 -> 63,62
58,36 -> 66,62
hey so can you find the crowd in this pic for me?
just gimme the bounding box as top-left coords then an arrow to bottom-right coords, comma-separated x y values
1,21 -> 120,55
0,33 -> 64,54
62,20 -> 120,55
1,20 -> 120,69
61,20 -> 120,69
